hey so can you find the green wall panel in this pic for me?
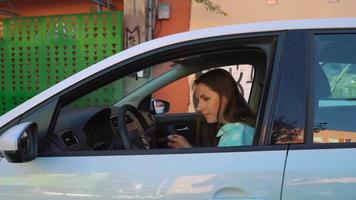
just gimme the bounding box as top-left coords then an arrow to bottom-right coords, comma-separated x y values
0,11 -> 123,115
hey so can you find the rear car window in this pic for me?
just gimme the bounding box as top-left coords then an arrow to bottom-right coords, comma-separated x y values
313,34 -> 356,143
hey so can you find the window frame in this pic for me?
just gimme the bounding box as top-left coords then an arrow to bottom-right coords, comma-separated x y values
268,30 -> 310,145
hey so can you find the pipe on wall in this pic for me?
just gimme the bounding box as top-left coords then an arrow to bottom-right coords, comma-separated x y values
90,0 -> 116,10
0,9 -> 19,17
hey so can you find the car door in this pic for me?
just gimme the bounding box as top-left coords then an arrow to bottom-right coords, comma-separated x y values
0,31 -> 287,200
282,31 -> 356,199
0,147 -> 289,200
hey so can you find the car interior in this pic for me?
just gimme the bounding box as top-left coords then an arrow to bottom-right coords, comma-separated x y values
45,48 -> 267,153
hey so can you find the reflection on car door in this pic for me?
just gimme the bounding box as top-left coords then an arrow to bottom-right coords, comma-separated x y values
0,147 -> 287,200
283,147 -> 356,200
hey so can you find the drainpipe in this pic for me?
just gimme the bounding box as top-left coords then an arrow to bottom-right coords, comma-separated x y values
0,9 -> 18,17
90,0 -> 116,10
146,0 -> 157,40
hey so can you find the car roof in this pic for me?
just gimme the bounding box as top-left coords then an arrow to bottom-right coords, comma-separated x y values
1,18 -> 356,128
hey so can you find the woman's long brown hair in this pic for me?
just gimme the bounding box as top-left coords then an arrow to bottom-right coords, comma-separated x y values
193,68 -> 255,146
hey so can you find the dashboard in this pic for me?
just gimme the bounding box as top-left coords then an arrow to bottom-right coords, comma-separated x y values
47,106 -> 156,152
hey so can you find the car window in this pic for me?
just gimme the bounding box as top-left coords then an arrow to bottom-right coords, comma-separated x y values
313,34 -> 356,143
47,35 -> 275,153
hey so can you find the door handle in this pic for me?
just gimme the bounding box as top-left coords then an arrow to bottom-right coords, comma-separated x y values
176,126 -> 189,132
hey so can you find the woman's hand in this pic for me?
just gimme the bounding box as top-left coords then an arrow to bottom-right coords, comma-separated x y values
167,134 -> 192,149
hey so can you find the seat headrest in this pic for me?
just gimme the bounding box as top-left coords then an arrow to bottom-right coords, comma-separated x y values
315,65 -> 331,100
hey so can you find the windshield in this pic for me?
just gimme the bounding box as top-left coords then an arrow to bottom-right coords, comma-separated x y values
67,61 -> 177,108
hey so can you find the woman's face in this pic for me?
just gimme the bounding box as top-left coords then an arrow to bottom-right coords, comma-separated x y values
195,83 -> 227,123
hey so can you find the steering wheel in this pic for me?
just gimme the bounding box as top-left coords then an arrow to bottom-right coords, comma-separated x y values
115,104 -> 153,149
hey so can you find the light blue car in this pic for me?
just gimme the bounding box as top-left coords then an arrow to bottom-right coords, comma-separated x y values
1,18 -> 356,199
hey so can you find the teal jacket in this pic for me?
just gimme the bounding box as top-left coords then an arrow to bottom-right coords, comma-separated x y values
216,122 -> 254,147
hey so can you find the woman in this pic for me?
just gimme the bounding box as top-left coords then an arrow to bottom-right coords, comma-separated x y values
168,68 -> 255,148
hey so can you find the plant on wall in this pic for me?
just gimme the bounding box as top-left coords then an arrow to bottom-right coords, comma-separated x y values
194,0 -> 227,16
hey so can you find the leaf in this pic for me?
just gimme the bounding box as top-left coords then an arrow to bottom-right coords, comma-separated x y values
194,0 -> 228,16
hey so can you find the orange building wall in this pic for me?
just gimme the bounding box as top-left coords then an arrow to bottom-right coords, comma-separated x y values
152,0 -> 191,113
190,0 -> 356,30
0,0 -> 123,18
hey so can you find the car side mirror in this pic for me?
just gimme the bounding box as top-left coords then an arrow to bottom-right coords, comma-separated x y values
151,99 -> 170,114
0,122 -> 38,163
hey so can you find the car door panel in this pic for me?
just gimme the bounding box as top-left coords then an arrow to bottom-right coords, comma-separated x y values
282,147 -> 356,200
0,147 -> 287,200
